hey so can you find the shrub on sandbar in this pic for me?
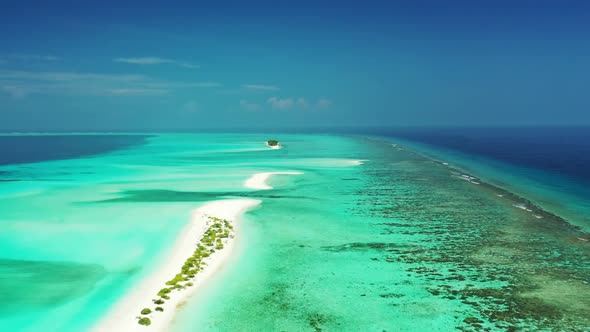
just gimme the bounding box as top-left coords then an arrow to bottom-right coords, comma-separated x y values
141,308 -> 151,315
155,306 -> 164,312
138,317 -> 151,326
157,288 -> 171,297
153,299 -> 164,305
165,274 -> 186,286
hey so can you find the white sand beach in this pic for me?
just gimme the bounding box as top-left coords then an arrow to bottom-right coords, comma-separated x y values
94,170 -> 305,331
349,159 -> 367,165
243,171 -> 303,190
93,198 -> 261,332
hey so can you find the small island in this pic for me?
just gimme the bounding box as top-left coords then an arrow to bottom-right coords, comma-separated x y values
266,140 -> 281,149
135,216 -> 235,327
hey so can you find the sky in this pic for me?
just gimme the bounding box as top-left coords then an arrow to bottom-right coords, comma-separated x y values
0,1 -> 589,131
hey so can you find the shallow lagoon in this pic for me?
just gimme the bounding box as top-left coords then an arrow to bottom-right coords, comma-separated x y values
0,134 -> 588,331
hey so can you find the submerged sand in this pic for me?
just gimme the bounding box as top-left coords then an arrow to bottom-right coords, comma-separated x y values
93,198 -> 261,332
94,170 -> 309,331
243,171 -> 303,190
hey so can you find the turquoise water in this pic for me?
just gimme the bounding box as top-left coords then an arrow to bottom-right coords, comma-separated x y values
172,135 -> 589,331
0,134 -> 588,331
0,134 -> 303,331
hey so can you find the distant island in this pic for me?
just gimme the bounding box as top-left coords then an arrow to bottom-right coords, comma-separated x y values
266,140 -> 281,149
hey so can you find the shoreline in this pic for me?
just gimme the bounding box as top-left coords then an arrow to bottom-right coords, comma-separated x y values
244,171 -> 303,190
93,198 -> 261,332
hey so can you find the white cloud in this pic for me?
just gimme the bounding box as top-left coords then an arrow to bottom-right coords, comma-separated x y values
114,57 -> 171,65
241,84 -> 279,91
106,88 -> 168,96
240,99 -> 262,111
0,70 -> 144,82
186,82 -> 222,88
114,57 -> 199,69
141,81 -> 222,88
0,70 -> 219,98
22,55 -> 60,61
0,85 -> 27,98
264,96 -> 332,110
267,96 -> 294,109
0,54 -> 61,63
297,98 -> 308,108
138,81 -> 223,89
317,98 -> 333,108
263,97 -> 332,110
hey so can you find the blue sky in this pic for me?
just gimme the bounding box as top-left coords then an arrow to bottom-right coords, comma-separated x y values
1,1 -> 589,130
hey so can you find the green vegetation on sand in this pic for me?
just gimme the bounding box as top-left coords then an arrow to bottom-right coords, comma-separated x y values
135,216 -> 235,327
138,317 -> 151,326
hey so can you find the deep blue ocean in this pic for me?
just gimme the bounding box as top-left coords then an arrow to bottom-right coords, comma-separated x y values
370,126 -> 590,231
378,126 -> 590,183
0,135 -> 148,166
